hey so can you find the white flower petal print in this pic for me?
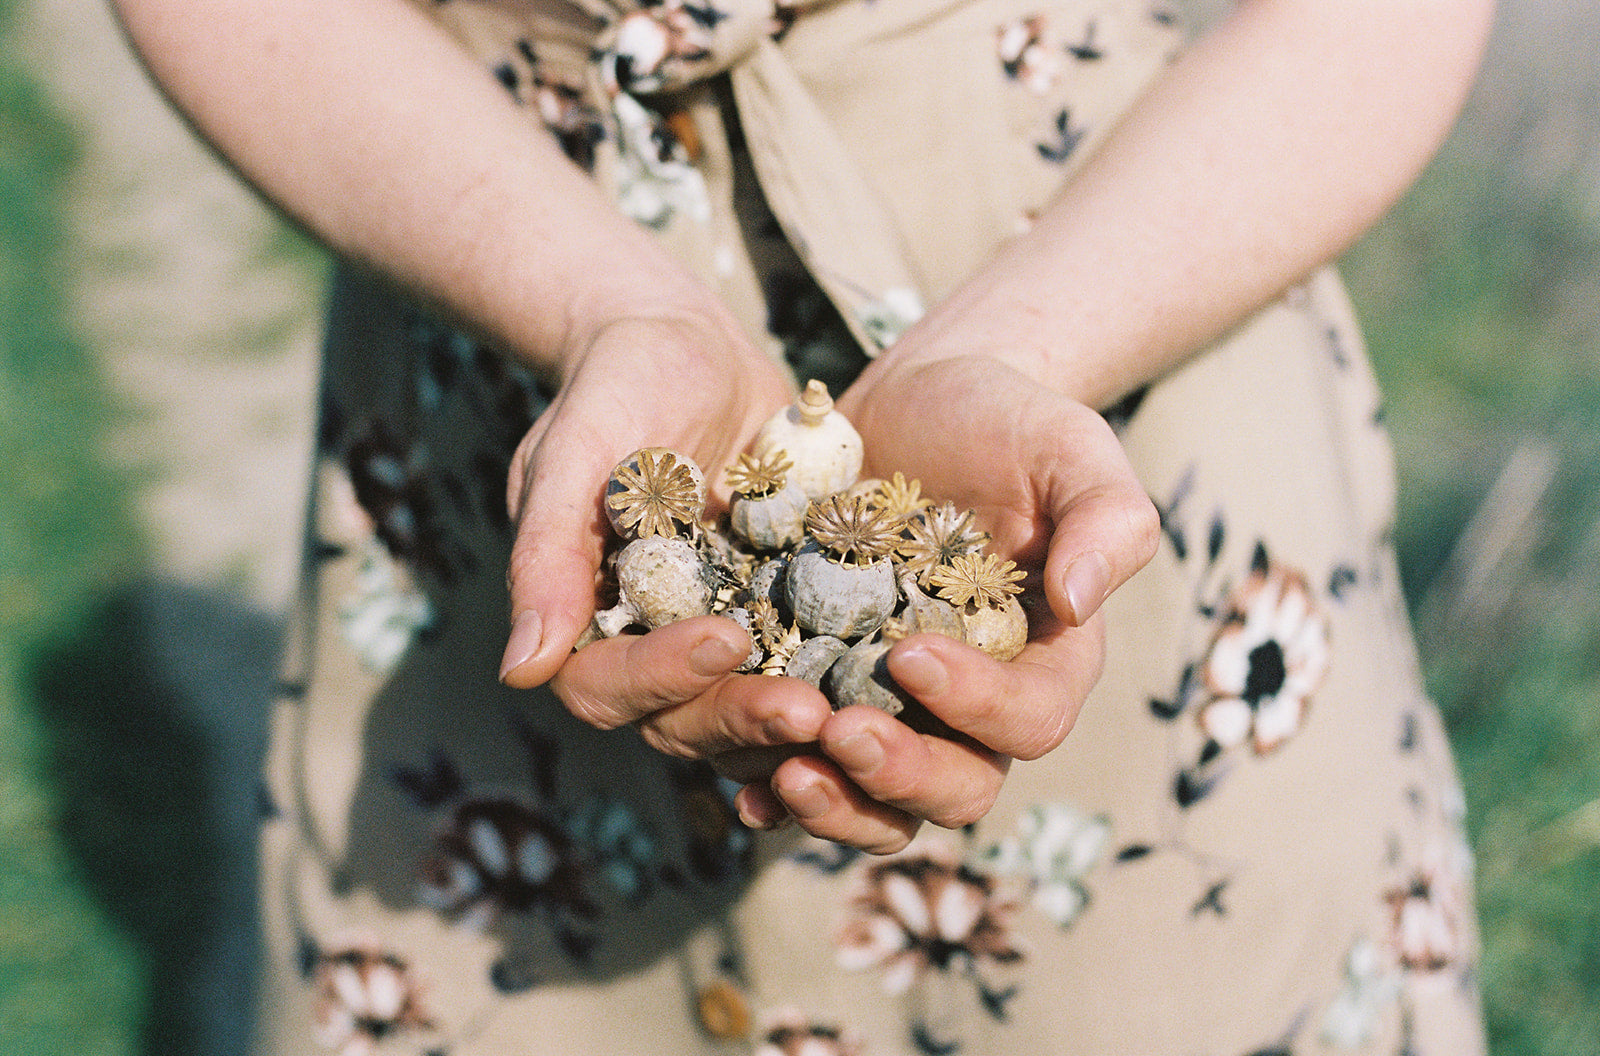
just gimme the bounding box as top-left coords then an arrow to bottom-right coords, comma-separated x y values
341,1035 -> 377,1056
330,963 -> 369,1018
1199,695 -> 1253,748
516,830 -> 558,885
364,962 -> 407,1021
467,816 -> 511,878
1269,576 -> 1312,642
1203,628 -> 1251,696
1251,692 -> 1304,753
1031,880 -> 1088,926
933,877 -> 985,942
879,951 -> 921,995
835,914 -> 907,971
1243,570 -> 1286,637
883,872 -> 932,936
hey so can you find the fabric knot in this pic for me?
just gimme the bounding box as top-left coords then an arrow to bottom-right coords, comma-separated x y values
595,0 -> 784,96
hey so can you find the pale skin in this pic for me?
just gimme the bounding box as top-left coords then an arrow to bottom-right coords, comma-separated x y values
114,0 -> 1493,853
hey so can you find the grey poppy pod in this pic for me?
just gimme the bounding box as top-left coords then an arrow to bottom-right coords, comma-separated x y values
728,478 -> 810,551
897,574 -> 968,642
783,635 -> 849,688
785,542 -> 898,640
595,536 -> 718,636
825,631 -> 914,715
749,555 -> 790,611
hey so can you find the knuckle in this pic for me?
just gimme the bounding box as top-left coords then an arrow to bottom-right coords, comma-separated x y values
1012,705 -> 1073,760
936,791 -> 996,831
551,680 -> 630,732
861,825 -> 919,856
637,721 -> 705,760
1126,494 -> 1162,565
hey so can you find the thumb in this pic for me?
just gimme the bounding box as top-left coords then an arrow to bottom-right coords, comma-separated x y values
1039,425 -> 1161,627
499,435 -> 612,689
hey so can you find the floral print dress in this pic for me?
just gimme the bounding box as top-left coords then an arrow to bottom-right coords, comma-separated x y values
253,1 -> 1487,1054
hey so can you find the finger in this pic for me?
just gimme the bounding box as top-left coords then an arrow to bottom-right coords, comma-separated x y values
886,625 -> 1105,761
817,704 -> 1010,830
733,783 -> 791,831
499,424 -> 616,689
771,754 -> 922,855
1038,416 -> 1161,626
551,616 -> 827,748
633,672 -> 830,760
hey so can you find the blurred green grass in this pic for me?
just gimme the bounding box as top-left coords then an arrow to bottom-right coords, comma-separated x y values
1344,145 -> 1600,1053
2,0 -> 1599,1052
0,0 -> 147,1051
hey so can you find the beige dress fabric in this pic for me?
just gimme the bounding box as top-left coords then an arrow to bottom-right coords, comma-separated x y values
254,1 -> 1487,1053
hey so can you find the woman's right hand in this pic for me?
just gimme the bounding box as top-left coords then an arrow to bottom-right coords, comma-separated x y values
497,306 -> 846,782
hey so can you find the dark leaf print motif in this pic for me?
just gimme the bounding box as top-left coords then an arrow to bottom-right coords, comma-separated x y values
1066,20 -> 1103,60
392,749 -> 466,810
1114,843 -> 1154,863
1191,879 -> 1229,917
489,956 -> 541,994
1327,563 -> 1359,600
1101,384 -> 1147,432
911,1022 -> 962,1056
1149,661 -> 1198,720
1036,108 -> 1088,163
1174,761 -> 1227,808
1156,465 -> 1197,559
977,982 -> 1021,1020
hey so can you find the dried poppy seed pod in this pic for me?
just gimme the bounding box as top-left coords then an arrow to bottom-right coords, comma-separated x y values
959,594 -> 1028,662
896,574 -> 968,642
783,634 -> 849,688
726,451 -> 810,551
594,535 -> 718,636
722,606 -> 766,673
604,447 -> 707,540
783,495 -> 904,639
751,380 -> 863,501
785,542 -> 898,640
928,553 -> 1029,662
825,621 -> 915,715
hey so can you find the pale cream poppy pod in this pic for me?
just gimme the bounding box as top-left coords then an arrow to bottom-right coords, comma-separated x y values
750,380 -> 864,501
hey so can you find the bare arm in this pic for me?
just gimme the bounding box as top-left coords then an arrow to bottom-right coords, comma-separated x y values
110,0 -> 729,371
848,0 -> 1497,411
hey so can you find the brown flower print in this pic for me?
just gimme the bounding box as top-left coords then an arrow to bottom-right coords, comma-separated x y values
311,941 -> 433,1056
1197,549 -> 1331,754
834,842 -> 1024,997
1385,856 -> 1470,972
755,1008 -> 864,1056
417,795 -> 595,931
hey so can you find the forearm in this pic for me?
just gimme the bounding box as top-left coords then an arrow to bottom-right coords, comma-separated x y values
110,0 -> 732,375
882,0 -> 1494,409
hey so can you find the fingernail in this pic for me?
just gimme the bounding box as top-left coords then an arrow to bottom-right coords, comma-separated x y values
829,729 -> 884,774
891,643 -> 947,695
1063,551 -> 1111,625
689,634 -> 745,677
782,778 -> 830,820
735,786 -> 790,830
499,611 -> 542,682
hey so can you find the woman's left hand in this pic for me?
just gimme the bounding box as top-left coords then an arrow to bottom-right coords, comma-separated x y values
728,353 -> 1159,853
